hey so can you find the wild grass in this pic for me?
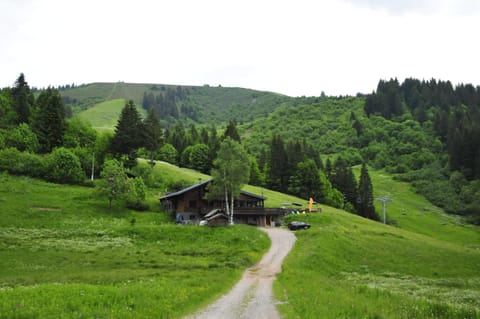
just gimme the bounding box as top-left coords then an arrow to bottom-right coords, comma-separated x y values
76,98 -> 146,133
0,173 -> 269,318
368,168 -> 480,247
274,185 -> 480,318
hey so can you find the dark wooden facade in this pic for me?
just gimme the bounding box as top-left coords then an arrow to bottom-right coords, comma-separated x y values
160,180 -> 285,226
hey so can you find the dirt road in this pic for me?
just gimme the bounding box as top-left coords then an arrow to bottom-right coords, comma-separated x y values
185,228 -> 296,319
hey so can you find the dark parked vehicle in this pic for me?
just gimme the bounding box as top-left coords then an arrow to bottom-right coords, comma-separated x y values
288,221 -> 311,230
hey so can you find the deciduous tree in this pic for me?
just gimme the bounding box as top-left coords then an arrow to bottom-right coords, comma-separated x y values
207,138 -> 250,224
96,159 -> 129,209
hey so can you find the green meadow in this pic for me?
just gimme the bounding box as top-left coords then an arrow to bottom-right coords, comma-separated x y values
274,169 -> 480,319
76,99 -> 146,133
0,173 -> 269,318
1,161 -> 479,318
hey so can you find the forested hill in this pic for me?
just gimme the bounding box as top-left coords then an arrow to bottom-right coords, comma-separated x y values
241,78 -> 480,222
2,74 -> 479,223
58,82 -> 291,125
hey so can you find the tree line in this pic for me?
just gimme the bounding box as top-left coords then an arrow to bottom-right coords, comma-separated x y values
0,73 -> 379,220
363,77 -> 480,220
141,86 -> 198,121
365,78 -> 480,180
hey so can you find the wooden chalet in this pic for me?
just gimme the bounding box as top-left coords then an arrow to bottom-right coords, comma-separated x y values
160,180 -> 285,226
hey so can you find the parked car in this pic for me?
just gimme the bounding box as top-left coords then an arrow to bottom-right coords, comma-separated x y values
288,221 -> 311,230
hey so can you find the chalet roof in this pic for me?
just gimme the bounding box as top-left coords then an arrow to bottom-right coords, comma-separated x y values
159,179 -> 266,201
160,179 -> 212,200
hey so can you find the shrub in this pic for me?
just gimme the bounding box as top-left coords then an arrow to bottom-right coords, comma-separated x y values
0,148 -> 46,177
126,177 -> 149,211
63,117 -> 96,148
189,143 -> 210,173
4,123 -> 39,152
130,163 -> 163,188
46,147 -> 85,184
156,143 -> 177,165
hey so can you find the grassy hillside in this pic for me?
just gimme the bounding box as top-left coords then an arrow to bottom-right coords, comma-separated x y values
368,168 -> 479,246
76,98 -> 124,132
0,173 -> 269,318
75,98 -> 146,132
61,82 -> 155,111
62,82 -> 291,125
275,212 -> 480,318
274,168 -> 480,319
1,159 -> 479,318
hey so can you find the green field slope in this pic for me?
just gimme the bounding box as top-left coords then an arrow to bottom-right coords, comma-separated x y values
1,160 -> 479,318
0,173 -> 269,318
275,169 -> 480,319
61,82 -> 291,125
76,98 -> 146,132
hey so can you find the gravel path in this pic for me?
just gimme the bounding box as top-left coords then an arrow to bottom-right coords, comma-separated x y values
185,228 -> 296,319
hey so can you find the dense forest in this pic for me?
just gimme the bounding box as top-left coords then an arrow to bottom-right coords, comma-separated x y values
1,74 -> 479,223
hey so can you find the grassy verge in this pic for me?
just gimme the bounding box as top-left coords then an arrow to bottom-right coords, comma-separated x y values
0,173 -> 269,318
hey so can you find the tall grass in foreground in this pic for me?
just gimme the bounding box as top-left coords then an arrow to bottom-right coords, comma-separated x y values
275,212 -> 480,319
0,174 -> 269,318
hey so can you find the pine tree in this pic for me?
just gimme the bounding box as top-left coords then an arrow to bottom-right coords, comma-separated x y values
143,108 -> 162,167
267,134 -> 289,193
357,163 -> 378,220
33,87 -> 67,153
288,159 -> 322,200
223,120 -> 241,142
249,156 -> 263,186
208,125 -> 220,166
200,127 -> 209,145
169,121 -> 188,163
12,73 -> 34,124
325,158 -> 333,180
331,157 -> 357,209
189,124 -> 200,144
0,89 -> 16,128
110,100 -> 144,168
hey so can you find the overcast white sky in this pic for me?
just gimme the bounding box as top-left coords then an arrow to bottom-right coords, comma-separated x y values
1,0 -> 479,96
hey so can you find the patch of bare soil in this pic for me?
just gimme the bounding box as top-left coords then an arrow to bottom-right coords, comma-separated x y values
30,206 -> 62,211
185,228 -> 296,319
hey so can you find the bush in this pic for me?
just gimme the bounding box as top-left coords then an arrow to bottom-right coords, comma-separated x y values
130,163 -> 163,188
4,123 -> 39,152
126,177 -> 149,211
0,148 -> 46,177
156,143 -> 177,165
46,147 -> 85,184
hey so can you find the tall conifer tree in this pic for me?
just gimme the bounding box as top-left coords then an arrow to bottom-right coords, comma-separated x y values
357,163 -> 378,220
223,120 -> 241,142
33,87 -> 66,153
267,134 -> 289,193
143,108 -> 162,167
12,73 -> 34,124
111,100 -> 144,168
